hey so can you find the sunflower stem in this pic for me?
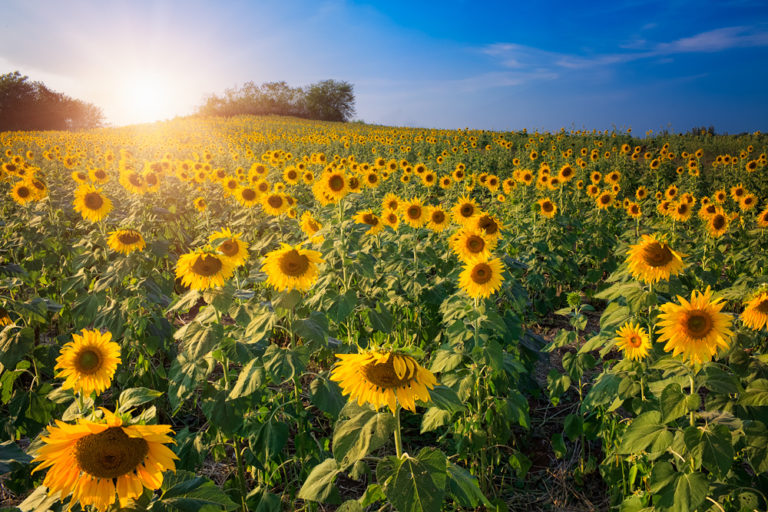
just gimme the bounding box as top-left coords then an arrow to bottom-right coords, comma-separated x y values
393,405 -> 403,459
233,436 -> 248,511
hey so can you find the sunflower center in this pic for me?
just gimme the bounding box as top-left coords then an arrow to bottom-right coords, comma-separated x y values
307,221 -> 320,232
628,334 -> 642,348
755,300 -> 768,314
278,250 -> 309,277
17,186 -> 31,198
267,195 -> 283,208
407,205 -> 422,219
685,311 -> 713,339
362,355 -> 413,389
466,236 -> 485,253
76,349 -> 102,373
75,427 -> 148,479
362,213 -> 378,226
386,200 -> 398,210
84,192 -> 104,210
241,189 -> 256,201
600,194 -> 611,204
712,215 -> 726,230
542,201 -> 554,213
328,175 -> 344,191
478,216 -> 497,234
192,255 -> 223,277
117,232 -> 141,245
641,242 -> 674,267
677,204 -> 688,215
431,211 -> 446,224
459,204 -> 474,217
471,263 -> 493,284
128,174 -> 143,187
287,171 -> 297,179
367,174 -> 378,184
258,183 -> 269,192
220,240 -> 239,256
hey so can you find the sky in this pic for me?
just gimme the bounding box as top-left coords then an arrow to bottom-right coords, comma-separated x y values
1,0 -> 767,133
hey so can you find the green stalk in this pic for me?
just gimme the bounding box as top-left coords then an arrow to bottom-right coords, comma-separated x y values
393,405 -> 403,458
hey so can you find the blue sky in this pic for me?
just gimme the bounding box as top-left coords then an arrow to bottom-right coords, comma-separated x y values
1,0 -> 767,133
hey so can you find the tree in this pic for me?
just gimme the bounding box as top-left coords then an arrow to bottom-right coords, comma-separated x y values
304,80 -> 355,122
0,71 -> 104,131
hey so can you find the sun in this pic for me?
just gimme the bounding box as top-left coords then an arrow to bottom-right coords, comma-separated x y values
116,73 -> 175,124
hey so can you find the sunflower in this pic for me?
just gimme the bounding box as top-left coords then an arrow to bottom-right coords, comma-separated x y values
626,202 -> 642,218
89,168 -> 110,184
176,249 -> 235,290
741,291 -> 768,331
354,210 -> 384,236
757,207 -> 768,228
300,211 -> 324,243
665,185 -> 678,200
670,201 -> 693,222
657,287 -> 733,364
0,307 -> 13,326
107,229 -> 146,255
472,213 -> 503,241
595,191 -> 614,210
73,185 -> 113,223
635,186 -> 648,200
119,170 -> 146,195
426,206 -> 450,232
739,193 -> 758,212
614,321 -> 651,361
31,408 -> 176,511
402,198 -> 427,228
262,243 -> 324,292
451,229 -> 496,263
319,170 -> 348,203
537,198 -> 557,218
459,257 -> 505,299
730,183 -> 746,201
452,195 -> 480,226
626,234 -> 685,284
706,209 -> 729,237
55,329 -> 121,396
590,171 -> 602,185
713,190 -> 727,204
381,209 -> 400,230
210,228 -> 249,266
330,351 -> 437,413
10,181 -> 35,205
586,184 -> 599,197
381,193 -> 401,212
193,197 -> 207,212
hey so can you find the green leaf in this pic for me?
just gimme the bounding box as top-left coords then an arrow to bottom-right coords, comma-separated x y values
294,311 -> 329,345
582,373 -> 621,411
377,448 -> 447,512
159,470 -> 239,511
17,485 -> 61,512
272,289 -> 302,311
668,472 -> 708,512
310,374 -> 345,416
446,461 -> 491,508
739,379 -> 768,406
263,344 -> 309,383
252,420 -> 289,461
649,461 -> 676,493
0,326 -> 34,371
660,383 -> 689,423
551,433 -> 567,459
618,411 -> 673,454
563,414 -> 583,441
0,440 -> 32,473
744,420 -> 768,473
297,458 -> 341,503
369,303 -> 393,333
118,387 -> 163,413
429,349 -> 463,373
427,385 -> 464,414
203,284 -> 234,312
167,289 -> 202,313
201,391 -> 242,436
329,289 -> 357,323
228,359 -> 266,399
701,365 -> 739,394
543,329 -> 577,352
178,322 -> 223,360
421,408 -> 451,433
168,353 -> 211,411
333,402 -> 395,469
684,424 -> 734,477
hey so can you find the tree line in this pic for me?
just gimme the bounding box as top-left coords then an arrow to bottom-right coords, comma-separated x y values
0,71 -> 104,131
196,79 -> 355,122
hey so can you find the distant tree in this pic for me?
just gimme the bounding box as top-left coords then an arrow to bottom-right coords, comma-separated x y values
0,71 -> 104,131
304,80 -> 355,122
196,79 -> 355,122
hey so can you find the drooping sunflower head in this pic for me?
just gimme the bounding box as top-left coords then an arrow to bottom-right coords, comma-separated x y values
740,290 -> 768,331
31,408 -> 177,511
657,287 -> 733,365
458,257 -> 505,300
626,234 -> 685,284
73,184 -> 113,223
354,210 -> 384,236
330,351 -> 437,413
261,243 -> 324,292
107,229 -> 146,255
55,329 -> 121,396
176,248 -> 235,291
614,321 -> 651,361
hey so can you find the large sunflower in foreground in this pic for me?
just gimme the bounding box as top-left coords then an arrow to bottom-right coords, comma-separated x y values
626,234 -> 685,284
330,351 -> 437,413
210,228 -> 249,267
614,321 -> 651,361
261,243 -> 324,292
107,229 -> 146,255
73,185 -> 113,222
459,257 -> 505,299
741,291 -> 768,331
31,408 -> 177,511
55,329 -> 121,396
175,248 -> 235,290
657,287 -> 733,364
10,181 -> 36,205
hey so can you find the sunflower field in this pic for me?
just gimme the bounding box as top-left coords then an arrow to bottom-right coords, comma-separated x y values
1,117 -> 767,512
